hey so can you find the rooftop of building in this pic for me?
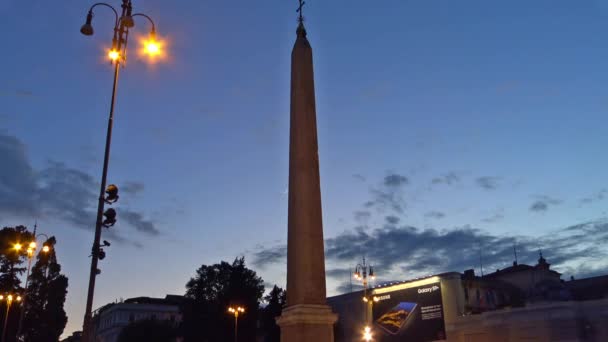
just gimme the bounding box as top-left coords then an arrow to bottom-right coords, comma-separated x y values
93,294 -> 185,316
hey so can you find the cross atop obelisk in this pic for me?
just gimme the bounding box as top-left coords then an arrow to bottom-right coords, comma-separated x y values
276,2 -> 338,342
296,0 -> 305,24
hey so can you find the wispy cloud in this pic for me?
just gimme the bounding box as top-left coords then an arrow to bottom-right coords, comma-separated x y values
431,172 -> 460,186
476,176 -> 500,190
0,132 -> 160,244
580,189 -> 608,205
252,219 -> 608,293
365,173 -> 409,214
425,211 -> 446,219
530,195 -> 562,213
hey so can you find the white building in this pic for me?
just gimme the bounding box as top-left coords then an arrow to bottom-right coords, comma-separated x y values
91,295 -> 183,342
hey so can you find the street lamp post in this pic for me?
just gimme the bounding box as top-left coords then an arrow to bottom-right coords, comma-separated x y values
227,306 -> 245,342
1,294 -> 22,342
354,257 -> 376,337
16,224 -> 51,340
78,1 -> 161,341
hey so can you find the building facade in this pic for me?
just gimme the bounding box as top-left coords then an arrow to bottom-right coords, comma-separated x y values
328,256 -> 608,341
91,295 -> 183,342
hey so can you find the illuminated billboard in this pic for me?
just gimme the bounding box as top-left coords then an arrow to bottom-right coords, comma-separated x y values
371,281 -> 446,341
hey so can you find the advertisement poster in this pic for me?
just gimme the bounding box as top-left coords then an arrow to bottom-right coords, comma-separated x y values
371,282 -> 446,341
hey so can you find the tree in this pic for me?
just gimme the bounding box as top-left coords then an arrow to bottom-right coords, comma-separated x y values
118,319 -> 178,342
0,226 -> 33,291
260,285 -> 286,342
0,226 -> 34,342
182,257 -> 265,342
21,236 -> 69,342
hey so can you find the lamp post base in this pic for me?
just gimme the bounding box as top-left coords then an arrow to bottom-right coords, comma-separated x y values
277,304 -> 338,342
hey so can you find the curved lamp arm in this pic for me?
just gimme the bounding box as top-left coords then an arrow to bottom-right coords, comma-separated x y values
132,13 -> 156,34
88,3 -> 119,28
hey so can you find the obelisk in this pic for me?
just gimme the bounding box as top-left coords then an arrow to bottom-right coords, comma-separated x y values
276,4 -> 338,341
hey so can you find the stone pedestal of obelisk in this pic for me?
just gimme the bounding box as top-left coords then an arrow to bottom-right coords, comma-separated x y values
276,22 -> 338,342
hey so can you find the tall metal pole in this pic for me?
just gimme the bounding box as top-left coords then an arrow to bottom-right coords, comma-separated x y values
81,48 -> 122,342
15,256 -> 32,340
16,224 -> 37,340
234,312 -> 238,342
2,301 -> 11,342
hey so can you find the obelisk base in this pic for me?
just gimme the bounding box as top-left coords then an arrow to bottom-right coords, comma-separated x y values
277,304 -> 338,342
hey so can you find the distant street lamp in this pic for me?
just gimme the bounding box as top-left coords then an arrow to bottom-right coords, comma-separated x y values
354,257 -> 376,300
362,325 -> 373,341
1,294 -> 22,342
78,1 -> 163,341
227,306 -> 245,342
16,224 -> 51,340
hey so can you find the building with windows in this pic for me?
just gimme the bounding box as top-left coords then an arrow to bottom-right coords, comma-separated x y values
328,255 -> 608,341
91,295 -> 184,342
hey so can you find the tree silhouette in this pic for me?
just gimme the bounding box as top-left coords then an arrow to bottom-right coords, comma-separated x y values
261,285 -> 286,342
118,319 -> 178,342
0,226 -> 34,342
182,257 -> 264,342
21,236 -> 68,342
0,226 -> 33,291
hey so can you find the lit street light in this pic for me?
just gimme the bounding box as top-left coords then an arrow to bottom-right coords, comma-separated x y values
362,325 -> 373,341
1,294 -> 22,342
354,257 -> 376,324
78,1 -> 164,341
16,223 -> 51,341
227,306 -> 245,342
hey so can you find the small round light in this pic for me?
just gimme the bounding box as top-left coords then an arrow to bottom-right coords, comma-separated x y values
42,246 -> 50,253
108,50 -> 120,61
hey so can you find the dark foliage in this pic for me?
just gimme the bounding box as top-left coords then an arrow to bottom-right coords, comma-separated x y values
182,257 -> 265,342
0,226 -> 68,342
118,319 -> 178,342
260,285 -> 286,342
21,236 -> 69,342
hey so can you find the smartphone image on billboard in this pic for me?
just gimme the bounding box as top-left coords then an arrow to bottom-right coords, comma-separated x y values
375,302 -> 418,335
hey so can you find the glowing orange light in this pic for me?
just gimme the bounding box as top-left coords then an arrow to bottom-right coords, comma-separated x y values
29,241 -> 36,249
42,246 -> 50,253
14,243 -> 22,251
145,39 -> 161,56
363,326 -> 372,341
108,49 -> 120,61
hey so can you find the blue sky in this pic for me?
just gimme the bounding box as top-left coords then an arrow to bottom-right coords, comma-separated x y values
2,0 -> 608,337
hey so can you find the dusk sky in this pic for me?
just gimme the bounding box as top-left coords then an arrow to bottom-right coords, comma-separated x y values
2,0 -> 608,337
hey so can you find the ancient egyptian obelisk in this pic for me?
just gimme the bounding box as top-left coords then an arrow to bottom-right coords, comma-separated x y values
276,3 -> 338,341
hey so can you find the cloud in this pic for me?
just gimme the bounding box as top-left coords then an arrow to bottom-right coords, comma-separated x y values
385,215 -> 400,225
431,172 -> 460,185
530,195 -> 562,213
365,173 -> 409,214
121,181 -> 145,196
476,176 -> 500,190
0,132 -> 159,243
580,189 -> 608,205
252,218 -> 608,291
335,281 -> 364,294
354,210 -> 371,222
482,213 -> 504,223
425,211 -> 446,219
121,209 -> 160,235
530,201 -> 548,212
384,174 -> 408,187
352,174 -> 366,182
251,245 -> 287,268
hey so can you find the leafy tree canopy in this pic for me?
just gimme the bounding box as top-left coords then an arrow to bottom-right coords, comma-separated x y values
118,319 -> 178,342
182,257 -> 264,342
